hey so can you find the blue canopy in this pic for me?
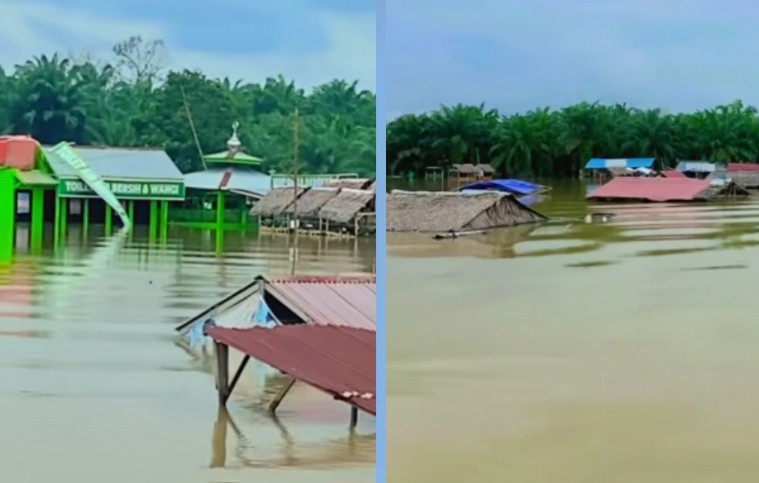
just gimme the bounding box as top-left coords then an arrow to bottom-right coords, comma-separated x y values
585,158 -> 656,170
458,178 -> 543,196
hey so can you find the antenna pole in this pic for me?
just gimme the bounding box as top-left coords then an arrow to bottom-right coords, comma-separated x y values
290,108 -> 300,276
181,85 -> 207,170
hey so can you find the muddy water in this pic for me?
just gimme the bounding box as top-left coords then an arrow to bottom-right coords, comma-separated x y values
388,179 -> 759,482
0,224 -> 375,483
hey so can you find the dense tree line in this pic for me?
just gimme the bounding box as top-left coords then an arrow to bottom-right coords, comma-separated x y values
387,101 -> 759,178
0,36 -> 376,175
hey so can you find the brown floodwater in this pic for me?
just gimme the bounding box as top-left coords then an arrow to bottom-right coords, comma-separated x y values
0,223 -> 375,483
388,179 -> 759,482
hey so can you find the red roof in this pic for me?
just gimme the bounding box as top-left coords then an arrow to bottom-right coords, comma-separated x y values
661,169 -> 687,178
264,275 -> 375,331
587,177 -> 711,202
728,162 -> 759,172
207,324 -> 376,414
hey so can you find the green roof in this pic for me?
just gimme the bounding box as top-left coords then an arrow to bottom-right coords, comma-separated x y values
204,150 -> 262,166
15,170 -> 57,186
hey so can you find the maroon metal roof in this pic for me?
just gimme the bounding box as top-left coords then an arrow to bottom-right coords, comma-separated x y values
728,162 -> 759,172
587,177 -> 711,202
661,169 -> 687,178
264,275 -> 376,331
207,324 -> 376,414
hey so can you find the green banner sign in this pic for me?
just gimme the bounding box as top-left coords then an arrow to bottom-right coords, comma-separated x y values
58,179 -> 185,200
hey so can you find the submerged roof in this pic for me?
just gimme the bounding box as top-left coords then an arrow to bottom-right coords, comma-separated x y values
661,169 -> 687,178
387,191 -> 547,233
263,275 -> 376,330
206,324 -> 375,415
44,146 -> 183,181
458,178 -> 544,196
587,177 -> 711,202
184,167 -> 272,196
585,158 -> 655,170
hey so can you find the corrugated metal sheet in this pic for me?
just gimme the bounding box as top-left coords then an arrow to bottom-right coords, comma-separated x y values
264,275 -> 376,331
44,146 -> 183,181
587,177 -> 711,202
585,158 -> 655,170
728,162 -> 759,172
15,170 -> 57,186
458,178 -> 543,195
676,161 -> 717,173
184,167 -> 273,195
661,170 -> 687,178
207,324 -> 375,414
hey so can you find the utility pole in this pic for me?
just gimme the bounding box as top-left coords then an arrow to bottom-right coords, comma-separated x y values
290,108 -> 301,276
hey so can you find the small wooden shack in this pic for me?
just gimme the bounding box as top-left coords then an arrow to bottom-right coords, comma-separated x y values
387,191 -> 547,233
318,188 -> 376,235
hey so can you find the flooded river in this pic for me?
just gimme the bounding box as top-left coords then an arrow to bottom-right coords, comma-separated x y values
0,224 -> 375,483
388,179 -> 759,482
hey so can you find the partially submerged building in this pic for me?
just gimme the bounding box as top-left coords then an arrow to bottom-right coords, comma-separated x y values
587,177 -> 749,203
176,274 -> 376,423
386,191 -> 548,233
251,186 -> 376,236
675,161 -> 718,179
725,162 -> 759,189
584,158 -> 657,181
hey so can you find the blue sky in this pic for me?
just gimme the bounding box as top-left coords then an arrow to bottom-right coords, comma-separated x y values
388,0 -> 759,117
0,0 -> 375,90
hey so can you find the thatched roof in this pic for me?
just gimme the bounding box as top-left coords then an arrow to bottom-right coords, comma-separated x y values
387,191 -> 547,233
250,187 -> 305,217
728,171 -> 759,188
450,163 -> 494,175
325,178 -> 373,190
318,189 -> 375,224
282,187 -> 340,217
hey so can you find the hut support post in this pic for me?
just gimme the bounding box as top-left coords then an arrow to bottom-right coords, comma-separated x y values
104,205 -> 112,235
268,376 -> 296,414
82,198 -> 90,239
227,355 -> 250,400
0,169 -> 15,260
215,342 -> 230,405
30,186 -> 44,251
350,406 -> 358,429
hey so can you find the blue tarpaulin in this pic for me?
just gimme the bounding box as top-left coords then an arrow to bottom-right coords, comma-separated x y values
459,178 -> 543,196
585,158 -> 656,170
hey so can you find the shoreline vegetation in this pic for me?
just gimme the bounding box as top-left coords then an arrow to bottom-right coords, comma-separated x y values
387,101 -> 759,179
0,36 -> 376,176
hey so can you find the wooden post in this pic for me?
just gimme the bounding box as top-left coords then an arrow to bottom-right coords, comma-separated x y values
228,355 -> 250,397
268,376 -> 297,413
215,342 -> 230,405
350,406 -> 358,428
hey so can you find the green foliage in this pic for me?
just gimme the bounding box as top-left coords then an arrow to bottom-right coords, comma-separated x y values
0,38 -> 376,176
387,101 -> 759,177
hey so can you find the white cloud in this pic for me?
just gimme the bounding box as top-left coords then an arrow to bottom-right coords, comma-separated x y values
0,1 -> 375,90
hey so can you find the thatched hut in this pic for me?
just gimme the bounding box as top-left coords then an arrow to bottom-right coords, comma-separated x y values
282,187 -> 340,220
318,189 -> 376,235
250,187 -> 306,217
387,191 -> 547,233
727,171 -> 759,189
325,178 -> 373,190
